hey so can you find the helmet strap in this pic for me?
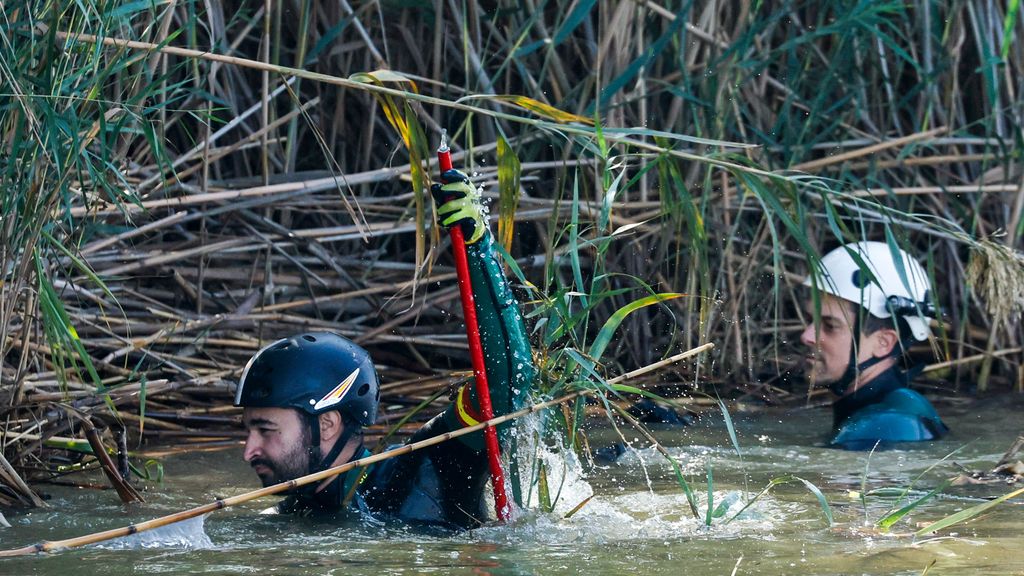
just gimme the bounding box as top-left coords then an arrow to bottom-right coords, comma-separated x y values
306,413 -> 360,476
317,417 -> 359,473
829,315 -> 911,396
830,351 -> 888,396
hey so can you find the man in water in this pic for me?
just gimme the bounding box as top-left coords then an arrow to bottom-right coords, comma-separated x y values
800,241 -> 948,449
234,169 -> 536,528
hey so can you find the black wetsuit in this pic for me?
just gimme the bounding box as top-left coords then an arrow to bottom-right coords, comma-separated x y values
276,233 -> 536,530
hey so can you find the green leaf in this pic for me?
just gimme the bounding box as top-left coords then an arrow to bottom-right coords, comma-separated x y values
306,15 -> 352,65
538,460 -> 553,513
915,486 -> 1024,536
1002,0 -> 1021,59
599,168 -> 626,235
138,374 -> 147,437
794,476 -> 833,526
563,348 -> 604,385
705,457 -> 715,526
669,454 -> 700,519
33,252 -> 102,388
718,399 -> 742,459
402,104 -> 430,271
569,174 -> 587,310
109,1 -> 168,23
877,479 -> 952,531
588,293 -> 684,360
604,127 -> 755,149
553,0 -> 598,45
41,230 -> 118,304
724,476 -> 832,526
593,8 -> 689,112
608,384 -> 685,406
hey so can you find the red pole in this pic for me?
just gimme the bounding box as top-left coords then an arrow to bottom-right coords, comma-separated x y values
437,136 -> 510,521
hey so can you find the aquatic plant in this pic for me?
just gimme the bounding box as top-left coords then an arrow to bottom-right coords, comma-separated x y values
722,474 -> 833,527
915,484 -> 1024,537
0,0 -> 197,504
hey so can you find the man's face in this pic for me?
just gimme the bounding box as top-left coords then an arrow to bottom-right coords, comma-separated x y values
799,293 -> 860,386
242,407 -> 310,487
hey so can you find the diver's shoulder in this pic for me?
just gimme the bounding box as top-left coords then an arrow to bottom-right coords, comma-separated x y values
879,386 -> 942,418
831,389 -> 948,449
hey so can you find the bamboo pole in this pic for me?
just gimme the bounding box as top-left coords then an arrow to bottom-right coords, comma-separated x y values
0,343 -> 712,557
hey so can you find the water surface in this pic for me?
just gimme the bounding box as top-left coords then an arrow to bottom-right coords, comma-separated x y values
2,397 -> 1022,575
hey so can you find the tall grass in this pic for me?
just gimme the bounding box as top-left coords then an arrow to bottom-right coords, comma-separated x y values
1,0 -> 1022,493
0,5 -> 182,401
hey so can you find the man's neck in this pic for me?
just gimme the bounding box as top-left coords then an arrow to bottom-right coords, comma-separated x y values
314,436 -> 363,493
843,356 -> 898,397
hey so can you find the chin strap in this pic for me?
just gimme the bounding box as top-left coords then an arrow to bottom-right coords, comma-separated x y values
829,353 -> 889,396
828,316 -> 915,396
298,413 -> 361,495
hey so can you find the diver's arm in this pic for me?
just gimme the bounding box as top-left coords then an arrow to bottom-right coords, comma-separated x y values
440,231 -> 537,449
366,229 -> 535,527
429,170 -> 536,448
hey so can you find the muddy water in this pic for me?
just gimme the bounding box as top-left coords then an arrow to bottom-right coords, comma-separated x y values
2,397 -> 1022,575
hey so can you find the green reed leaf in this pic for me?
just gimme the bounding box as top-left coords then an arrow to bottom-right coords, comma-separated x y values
915,485 -> 1024,537
877,479 -> 952,531
588,293 -> 683,360
538,460 -> 553,513
705,457 -> 715,526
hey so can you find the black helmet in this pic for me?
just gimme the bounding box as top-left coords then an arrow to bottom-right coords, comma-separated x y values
235,332 -> 380,426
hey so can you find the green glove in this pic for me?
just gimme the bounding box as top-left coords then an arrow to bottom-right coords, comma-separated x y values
431,169 -> 486,245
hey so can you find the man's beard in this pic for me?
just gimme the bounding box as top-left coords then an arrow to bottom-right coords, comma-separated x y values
250,430 -> 311,487
804,354 -> 837,387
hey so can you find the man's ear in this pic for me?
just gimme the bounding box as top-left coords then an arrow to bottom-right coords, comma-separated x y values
318,411 -> 343,443
869,328 -> 899,358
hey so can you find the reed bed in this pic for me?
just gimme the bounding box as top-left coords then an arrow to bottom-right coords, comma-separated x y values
1,0 -> 1022,505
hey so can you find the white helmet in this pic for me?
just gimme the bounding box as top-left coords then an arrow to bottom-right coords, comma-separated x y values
803,241 -> 934,341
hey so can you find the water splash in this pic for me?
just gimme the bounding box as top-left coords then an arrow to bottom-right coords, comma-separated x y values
509,412 -> 594,517
472,489 -> 798,545
94,515 -> 214,550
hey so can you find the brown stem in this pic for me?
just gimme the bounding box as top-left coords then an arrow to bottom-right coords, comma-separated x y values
81,419 -> 144,504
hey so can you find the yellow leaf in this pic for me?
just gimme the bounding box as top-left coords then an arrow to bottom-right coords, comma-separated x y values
460,94 -> 593,124
350,70 -> 419,92
497,136 -> 522,254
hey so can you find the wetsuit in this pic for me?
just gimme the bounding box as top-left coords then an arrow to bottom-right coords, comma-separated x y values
830,366 -> 948,450
277,232 -> 537,529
